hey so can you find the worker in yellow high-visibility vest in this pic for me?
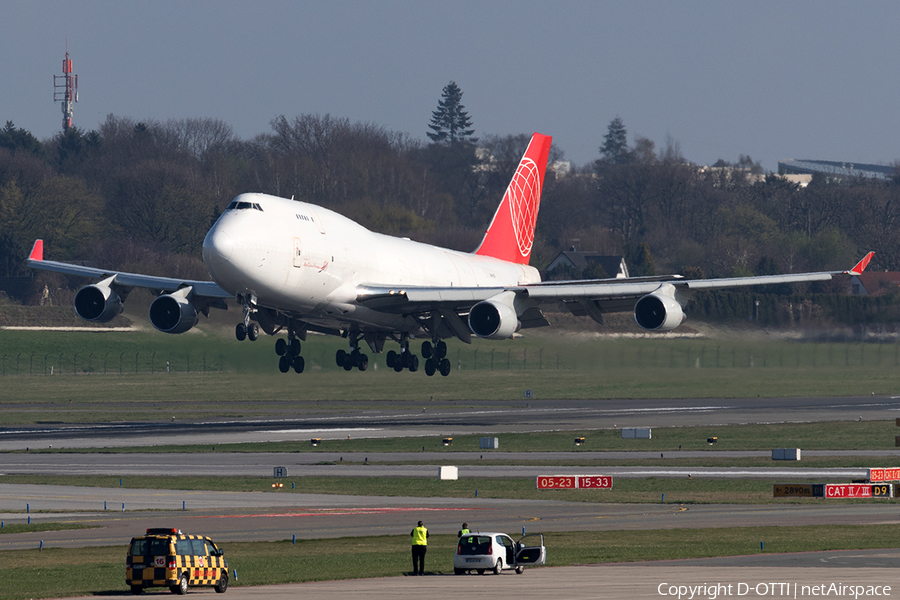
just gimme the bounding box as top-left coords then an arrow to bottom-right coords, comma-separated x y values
410,520 -> 429,575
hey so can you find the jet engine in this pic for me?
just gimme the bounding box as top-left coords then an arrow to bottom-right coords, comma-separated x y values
633,289 -> 685,331
73,282 -> 123,323
148,289 -> 199,334
468,295 -> 520,340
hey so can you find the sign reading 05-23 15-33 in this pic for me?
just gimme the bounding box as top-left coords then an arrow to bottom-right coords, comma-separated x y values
536,476 -> 612,490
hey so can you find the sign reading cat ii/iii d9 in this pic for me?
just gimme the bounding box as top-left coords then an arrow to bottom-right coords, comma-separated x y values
774,484 -> 893,498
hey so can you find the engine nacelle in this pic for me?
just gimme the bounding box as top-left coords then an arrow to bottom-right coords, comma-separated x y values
73,283 -> 123,323
468,297 -> 520,340
148,292 -> 199,334
634,291 -> 685,331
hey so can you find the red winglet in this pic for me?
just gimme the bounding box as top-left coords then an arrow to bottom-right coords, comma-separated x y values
847,251 -> 874,275
28,239 -> 43,261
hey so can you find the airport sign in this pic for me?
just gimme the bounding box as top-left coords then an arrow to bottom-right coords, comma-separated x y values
536,475 -> 613,490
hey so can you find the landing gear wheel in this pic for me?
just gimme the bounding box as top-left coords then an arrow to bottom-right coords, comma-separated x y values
435,340 -> 447,359
515,566 -> 524,574
357,353 -> 369,371
214,571 -> 228,593
288,338 -> 301,356
278,355 -> 290,373
424,358 -> 436,376
421,341 -> 433,359
275,338 -> 287,356
235,323 -> 247,341
292,356 -> 305,374
336,349 -> 347,368
386,350 -> 396,368
247,322 -> 259,341
173,573 -> 188,595
439,358 -> 451,376
409,354 -> 419,372
493,559 -> 502,575
393,355 -> 404,372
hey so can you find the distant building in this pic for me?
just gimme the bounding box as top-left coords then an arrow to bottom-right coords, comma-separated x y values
778,159 -> 895,182
545,251 -> 629,279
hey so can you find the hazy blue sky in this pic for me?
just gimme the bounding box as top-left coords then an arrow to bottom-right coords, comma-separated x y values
3,0 -> 899,171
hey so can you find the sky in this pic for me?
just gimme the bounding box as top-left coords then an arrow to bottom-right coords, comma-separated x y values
3,0 -> 899,172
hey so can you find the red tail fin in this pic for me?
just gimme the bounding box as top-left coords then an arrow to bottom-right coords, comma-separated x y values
475,133 -> 552,264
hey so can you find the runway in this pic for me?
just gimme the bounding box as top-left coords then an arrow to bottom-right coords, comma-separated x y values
3,395 -> 900,451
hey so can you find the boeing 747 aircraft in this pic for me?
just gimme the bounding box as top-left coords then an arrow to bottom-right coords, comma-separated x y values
26,133 -> 874,376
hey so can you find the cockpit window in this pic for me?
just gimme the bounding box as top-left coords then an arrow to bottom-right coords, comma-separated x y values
226,201 -> 263,211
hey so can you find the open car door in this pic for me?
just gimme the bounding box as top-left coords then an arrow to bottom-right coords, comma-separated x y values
515,533 -> 546,567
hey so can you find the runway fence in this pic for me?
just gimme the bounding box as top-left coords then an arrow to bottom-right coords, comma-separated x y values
2,338 -> 899,375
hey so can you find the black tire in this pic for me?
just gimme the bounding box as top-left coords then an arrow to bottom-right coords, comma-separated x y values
454,568 -> 464,575
409,355 -> 419,372
247,322 -> 259,341
436,340 -> 447,359
235,323 -> 246,341
477,569 -> 485,575
424,358 -> 436,376
278,355 -> 290,373
421,341 -> 433,359
173,574 -> 188,595
393,356 -> 404,372
214,571 -> 228,593
130,585 -> 143,595
275,338 -> 287,356
335,349 -> 346,368
386,350 -> 396,368
493,558 -> 502,575
288,338 -> 301,357
515,566 -> 524,574
439,358 -> 451,376
292,356 -> 305,374
357,354 -> 368,371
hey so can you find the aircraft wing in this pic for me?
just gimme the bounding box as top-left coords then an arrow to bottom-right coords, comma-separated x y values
24,239 -> 231,300
356,252 -> 874,338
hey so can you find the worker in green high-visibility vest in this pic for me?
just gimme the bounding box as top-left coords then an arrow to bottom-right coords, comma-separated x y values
410,520 -> 429,575
457,522 -> 470,538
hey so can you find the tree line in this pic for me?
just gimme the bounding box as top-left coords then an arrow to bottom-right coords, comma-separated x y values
2,85 -> 900,313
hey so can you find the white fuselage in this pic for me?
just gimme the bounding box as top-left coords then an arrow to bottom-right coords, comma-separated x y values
202,193 -> 542,332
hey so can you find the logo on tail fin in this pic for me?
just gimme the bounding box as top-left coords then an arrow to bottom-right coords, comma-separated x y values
509,157 -> 542,258
475,133 -> 552,264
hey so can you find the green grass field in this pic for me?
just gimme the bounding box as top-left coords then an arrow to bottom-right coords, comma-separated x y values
3,329 -> 900,425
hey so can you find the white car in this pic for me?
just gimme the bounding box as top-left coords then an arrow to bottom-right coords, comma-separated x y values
453,532 -> 546,575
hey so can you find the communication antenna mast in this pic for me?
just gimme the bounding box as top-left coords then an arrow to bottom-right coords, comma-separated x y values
53,47 -> 78,131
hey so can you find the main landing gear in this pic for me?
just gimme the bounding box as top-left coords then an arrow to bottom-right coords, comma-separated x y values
276,336 -> 304,373
421,340 -> 452,377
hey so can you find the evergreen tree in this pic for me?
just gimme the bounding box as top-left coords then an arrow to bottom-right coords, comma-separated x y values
0,121 -> 44,157
427,81 -> 476,144
599,116 -> 631,165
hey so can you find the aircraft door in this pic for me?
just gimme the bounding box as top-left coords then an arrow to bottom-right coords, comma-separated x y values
293,237 -> 302,268
515,533 -> 545,566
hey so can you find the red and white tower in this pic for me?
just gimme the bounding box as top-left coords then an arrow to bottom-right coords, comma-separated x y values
53,50 -> 78,131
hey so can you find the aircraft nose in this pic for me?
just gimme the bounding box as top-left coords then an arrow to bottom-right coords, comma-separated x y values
203,225 -> 233,263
